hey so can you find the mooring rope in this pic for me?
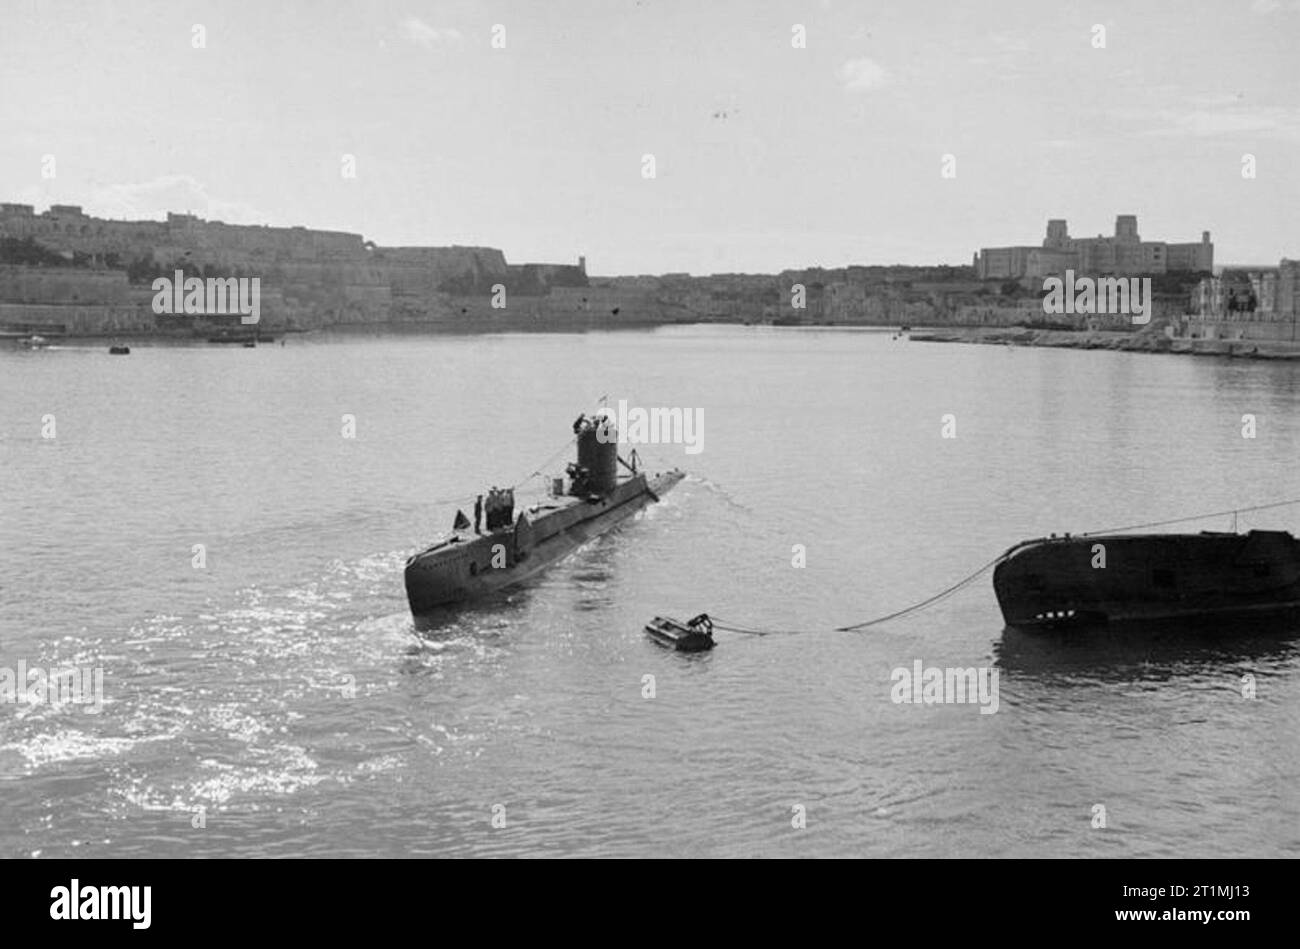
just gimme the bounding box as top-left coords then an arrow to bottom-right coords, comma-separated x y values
708,617 -> 819,636
510,397 -> 618,490
413,437 -> 577,533
705,496 -> 1300,637
423,395 -> 668,533
1078,496 -> 1300,537
707,553 -> 1008,637
510,435 -> 577,491
833,551 -> 1012,632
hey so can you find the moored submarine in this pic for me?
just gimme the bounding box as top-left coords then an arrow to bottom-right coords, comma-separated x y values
404,411 -> 684,620
992,529 -> 1300,628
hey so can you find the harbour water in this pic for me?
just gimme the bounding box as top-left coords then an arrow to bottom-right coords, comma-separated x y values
2,326 -> 1298,857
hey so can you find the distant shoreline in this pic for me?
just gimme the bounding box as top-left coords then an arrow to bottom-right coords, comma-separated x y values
12,322 -> 1300,360
910,326 -> 1300,360
0,319 -> 912,345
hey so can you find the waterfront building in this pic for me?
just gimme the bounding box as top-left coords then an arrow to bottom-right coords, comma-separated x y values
1173,259 -> 1300,347
974,215 -> 1213,280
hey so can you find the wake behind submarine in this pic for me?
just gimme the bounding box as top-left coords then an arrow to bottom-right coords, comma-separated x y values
404,411 -> 683,621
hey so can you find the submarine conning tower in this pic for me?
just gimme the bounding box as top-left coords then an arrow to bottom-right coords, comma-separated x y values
573,412 -> 620,496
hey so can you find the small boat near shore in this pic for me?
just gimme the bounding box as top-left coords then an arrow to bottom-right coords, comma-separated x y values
109,344 -> 130,355
205,329 -> 275,344
993,529 -> 1300,629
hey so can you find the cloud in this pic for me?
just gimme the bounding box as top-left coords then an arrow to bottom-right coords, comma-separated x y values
80,175 -> 269,224
1109,96 -> 1300,143
1250,0 -> 1300,12
1170,111 -> 1286,136
1190,92 -> 1246,108
985,32 -> 1031,53
967,32 -> 1030,77
837,58 -> 889,93
402,18 -> 463,48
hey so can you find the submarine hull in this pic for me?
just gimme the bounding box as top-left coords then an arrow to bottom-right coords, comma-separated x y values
405,469 -> 684,620
992,530 -> 1300,629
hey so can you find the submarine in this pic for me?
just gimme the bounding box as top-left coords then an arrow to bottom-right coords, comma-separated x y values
992,529 -> 1300,629
404,411 -> 684,620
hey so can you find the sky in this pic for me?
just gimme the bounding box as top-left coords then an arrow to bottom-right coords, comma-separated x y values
3,0 -> 1300,274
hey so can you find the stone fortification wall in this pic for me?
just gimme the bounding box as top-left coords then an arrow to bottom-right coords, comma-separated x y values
0,265 -> 131,305
0,205 -> 591,333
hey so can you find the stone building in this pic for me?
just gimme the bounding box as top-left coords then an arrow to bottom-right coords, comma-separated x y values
1192,260 -> 1300,319
975,215 -> 1213,280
